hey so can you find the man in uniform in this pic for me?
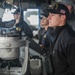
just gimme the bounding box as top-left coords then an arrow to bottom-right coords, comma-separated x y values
12,7 -> 33,38
46,3 -> 75,75
54,0 -> 75,31
38,13 -> 49,49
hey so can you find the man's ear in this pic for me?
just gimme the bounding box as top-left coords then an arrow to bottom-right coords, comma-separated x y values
61,15 -> 66,21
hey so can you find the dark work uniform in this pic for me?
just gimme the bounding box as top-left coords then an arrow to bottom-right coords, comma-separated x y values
38,27 -> 51,75
3,19 -> 33,38
46,24 -> 75,75
15,19 -> 33,38
38,27 -> 44,45
38,27 -> 50,53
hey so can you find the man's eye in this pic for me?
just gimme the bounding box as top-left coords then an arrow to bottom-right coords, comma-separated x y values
51,14 -> 55,16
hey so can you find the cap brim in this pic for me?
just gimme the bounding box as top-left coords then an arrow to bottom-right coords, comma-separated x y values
39,16 -> 43,19
41,13 -> 48,17
11,12 -> 19,14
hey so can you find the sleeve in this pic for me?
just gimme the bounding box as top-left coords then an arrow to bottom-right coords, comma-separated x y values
52,39 -> 75,75
38,28 -> 43,44
23,21 -> 33,38
67,42 -> 75,74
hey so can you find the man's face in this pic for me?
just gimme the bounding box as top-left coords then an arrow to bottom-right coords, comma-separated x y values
47,13 -> 63,27
13,13 -> 20,20
40,16 -> 49,27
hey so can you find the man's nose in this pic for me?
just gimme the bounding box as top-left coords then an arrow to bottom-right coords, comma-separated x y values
47,16 -> 51,20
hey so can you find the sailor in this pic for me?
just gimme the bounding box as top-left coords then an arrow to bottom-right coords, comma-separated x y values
12,7 -> 33,38
54,0 -> 75,31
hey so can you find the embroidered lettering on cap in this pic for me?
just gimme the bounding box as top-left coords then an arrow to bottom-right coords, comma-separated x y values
55,3 -> 58,9
51,3 -> 58,9
60,9 -> 66,14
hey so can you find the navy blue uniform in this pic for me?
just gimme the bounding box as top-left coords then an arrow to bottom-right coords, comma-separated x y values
46,24 -> 75,75
15,19 -> 33,38
38,27 -> 50,55
3,19 -> 33,38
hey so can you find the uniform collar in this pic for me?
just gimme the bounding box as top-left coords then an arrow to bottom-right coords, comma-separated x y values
52,25 -> 67,36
